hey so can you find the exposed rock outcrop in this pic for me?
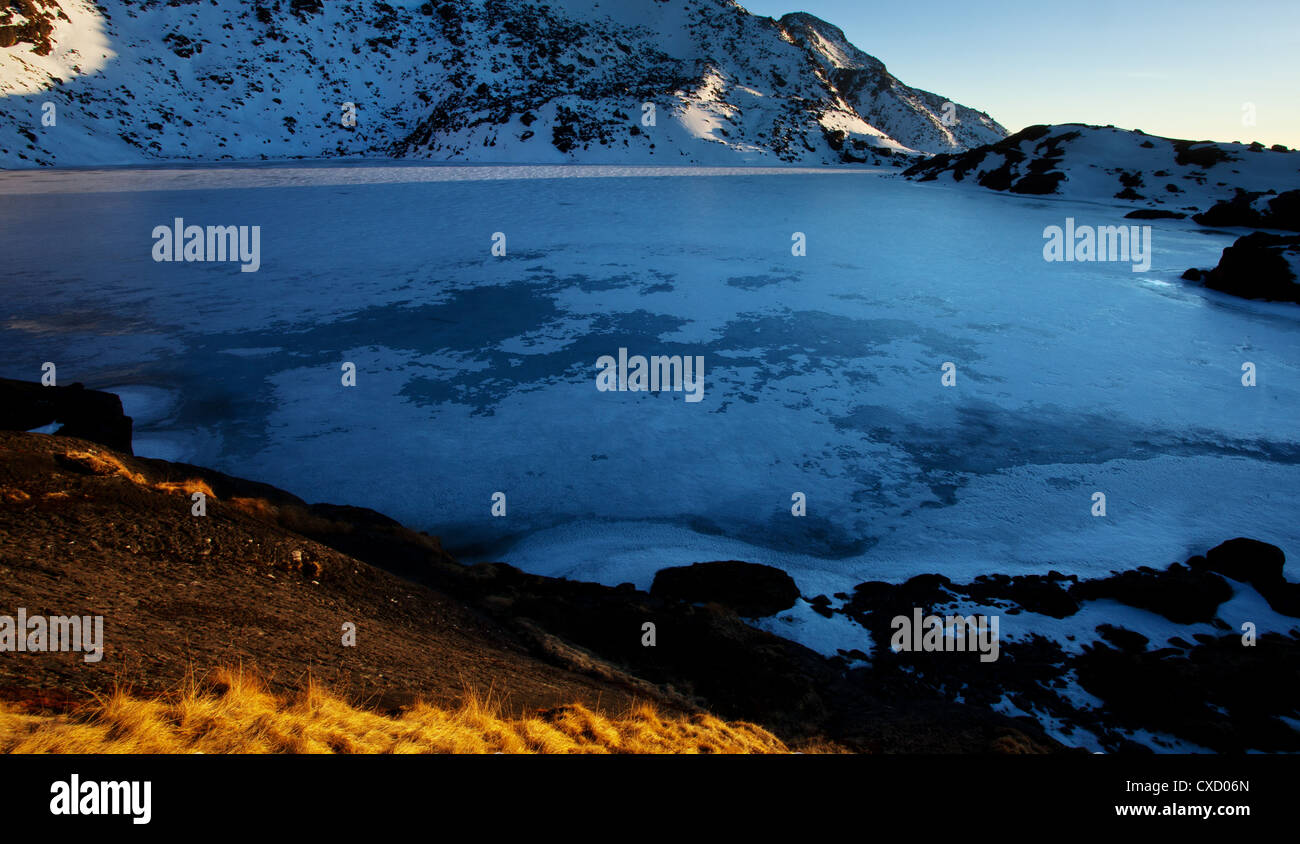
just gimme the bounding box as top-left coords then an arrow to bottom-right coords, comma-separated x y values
1193,188 -> 1300,231
0,377 -> 133,453
650,560 -> 800,617
1183,232 -> 1300,303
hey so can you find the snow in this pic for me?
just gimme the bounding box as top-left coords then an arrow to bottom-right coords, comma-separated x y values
0,0 -> 113,96
750,599 -> 873,661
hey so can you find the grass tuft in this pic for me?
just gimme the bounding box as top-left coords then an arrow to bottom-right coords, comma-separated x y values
0,668 -> 798,754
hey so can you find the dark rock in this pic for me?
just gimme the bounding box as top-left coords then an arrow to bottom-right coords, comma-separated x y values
1010,171 -> 1065,194
1097,624 -> 1149,653
826,537 -> 1300,752
1198,232 -> 1300,303
1193,188 -> 1300,231
897,573 -> 954,598
1260,581 -> 1300,618
1125,208 -> 1186,220
966,573 -> 1079,618
1196,535 -> 1300,616
289,0 -> 323,20
0,378 -> 133,454
1071,563 -> 1232,624
1117,170 -> 1144,188
1197,537 -> 1286,586
903,125 -> 1077,195
1074,632 -> 1300,753
650,561 -> 799,617
308,502 -> 403,529
1172,140 -> 1234,168
977,161 -> 1014,191
1194,539 -> 1300,618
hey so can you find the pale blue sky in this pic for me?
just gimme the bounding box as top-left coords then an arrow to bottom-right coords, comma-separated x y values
739,0 -> 1300,148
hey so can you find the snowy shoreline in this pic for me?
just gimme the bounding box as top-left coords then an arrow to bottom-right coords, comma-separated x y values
0,162 -> 891,194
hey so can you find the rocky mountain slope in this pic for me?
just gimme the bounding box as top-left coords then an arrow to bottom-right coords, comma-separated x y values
0,426 -> 1061,752
0,0 -> 1006,168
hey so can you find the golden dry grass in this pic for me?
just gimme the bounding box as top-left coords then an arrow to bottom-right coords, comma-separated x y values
57,449 -> 149,484
154,478 -> 215,498
0,669 -> 797,754
58,449 -> 213,499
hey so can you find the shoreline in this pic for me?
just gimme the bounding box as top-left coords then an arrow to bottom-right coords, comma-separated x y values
4,380 -> 1299,752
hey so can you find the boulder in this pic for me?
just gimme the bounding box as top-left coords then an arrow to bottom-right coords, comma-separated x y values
0,378 -> 133,454
1196,537 -> 1286,586
1198,232 -> 1300,303
650,561 -> 800,617
1192,539 -> 1300,619
1070,563 -> 1232,624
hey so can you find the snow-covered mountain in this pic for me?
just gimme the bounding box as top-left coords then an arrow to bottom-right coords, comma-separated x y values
0,0 -> 1007,168
778,12 -> 1002,154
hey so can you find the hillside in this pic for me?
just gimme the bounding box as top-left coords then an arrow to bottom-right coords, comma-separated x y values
903,123 -> 1300,214
0,0 -> 1006,168
0,428 -> 1059,752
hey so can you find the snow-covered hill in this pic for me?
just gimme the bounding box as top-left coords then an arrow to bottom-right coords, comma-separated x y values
901,123 -> 1300,304
904,123 -> 1300,215
0,0 -> 1007,169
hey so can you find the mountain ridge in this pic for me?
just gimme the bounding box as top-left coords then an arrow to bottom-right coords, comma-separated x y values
0,0 -> 1007,168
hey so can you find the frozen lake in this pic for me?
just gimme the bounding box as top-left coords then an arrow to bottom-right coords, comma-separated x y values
2,163 -> 1298,595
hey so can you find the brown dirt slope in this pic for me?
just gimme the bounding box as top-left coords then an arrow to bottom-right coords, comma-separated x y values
0,430 -> 665,718
0,430 -> 1062,752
